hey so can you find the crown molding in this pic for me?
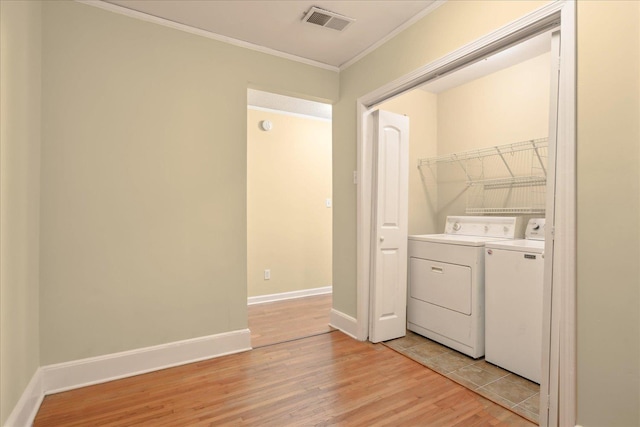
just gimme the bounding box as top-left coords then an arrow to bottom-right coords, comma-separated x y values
76,0 -> 340,72
339,0 -> 447,71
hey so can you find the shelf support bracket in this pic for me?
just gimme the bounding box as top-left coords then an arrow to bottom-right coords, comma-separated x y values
495,146 -> 515,178
532,141 -> 547,177
453,155 -> 472,182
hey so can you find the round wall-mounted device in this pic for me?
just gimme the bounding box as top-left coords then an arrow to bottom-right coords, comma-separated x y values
260,120 -> 273,131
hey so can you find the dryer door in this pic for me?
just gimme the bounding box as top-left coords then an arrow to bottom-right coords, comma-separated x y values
410,257 -> 471,315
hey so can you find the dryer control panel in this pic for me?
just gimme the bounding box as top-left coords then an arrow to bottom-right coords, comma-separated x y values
444,216 -> 522,239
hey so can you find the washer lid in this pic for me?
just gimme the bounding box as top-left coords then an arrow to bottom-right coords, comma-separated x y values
485,239 -> 545,254
408,234 -> 512,247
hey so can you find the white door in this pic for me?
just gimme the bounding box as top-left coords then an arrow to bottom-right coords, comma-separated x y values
369,110 -> 409,343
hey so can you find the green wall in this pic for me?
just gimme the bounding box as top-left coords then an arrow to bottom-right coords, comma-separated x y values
0,1 -> 42,424
39,1 -> 338,365
576,1 -> 640,425
2,1 -> 639,426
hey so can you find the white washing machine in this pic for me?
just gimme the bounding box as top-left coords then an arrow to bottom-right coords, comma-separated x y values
407,216 -> 522,358
484,218 -> 546,383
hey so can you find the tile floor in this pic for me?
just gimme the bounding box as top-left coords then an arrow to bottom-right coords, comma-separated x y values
384,331 -> 540,424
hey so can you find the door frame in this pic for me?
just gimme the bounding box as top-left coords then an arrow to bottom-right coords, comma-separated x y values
355,1 -> 576,426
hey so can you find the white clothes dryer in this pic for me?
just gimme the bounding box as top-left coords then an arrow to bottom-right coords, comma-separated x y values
407,216 -> 522,358
484,218 -> 546,383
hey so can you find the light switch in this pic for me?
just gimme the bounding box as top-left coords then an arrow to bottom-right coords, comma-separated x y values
326,198 -> 332,208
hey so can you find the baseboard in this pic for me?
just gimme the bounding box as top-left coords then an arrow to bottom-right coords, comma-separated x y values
3,368 -> 44,427
42,329 -> 251,395
3,329 -> 252,426
329,309 -> 359,340
248,286 -> 332,305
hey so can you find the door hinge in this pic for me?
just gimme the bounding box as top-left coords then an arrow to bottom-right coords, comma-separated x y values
353,170 -> 358,185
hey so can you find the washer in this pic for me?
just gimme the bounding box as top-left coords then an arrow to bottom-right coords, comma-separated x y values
407,216 -> 522,358
484,218 -> 546,383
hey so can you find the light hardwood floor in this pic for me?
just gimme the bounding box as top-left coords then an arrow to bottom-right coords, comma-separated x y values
248,293 -> 333,348
35,332 -> 534,426
34,295 -> 534,426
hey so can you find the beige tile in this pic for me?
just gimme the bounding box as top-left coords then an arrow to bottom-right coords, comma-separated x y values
512,404 -> 540,424
518,393 -> 540,414
385,331 -> 427,350
429,349 -> 476,373
383,339 -> 408,351
482,377 -> 538,405
417,356 -> 449,375
453,364 -> 506,387
449,372 -> 481,391
472,359 -> 511,378
475,386 -> 516,409
405,340 -> 450,360
503,373 -> 540,393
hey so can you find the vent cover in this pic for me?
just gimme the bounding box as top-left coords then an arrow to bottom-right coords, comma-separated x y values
302,7 -> 355,32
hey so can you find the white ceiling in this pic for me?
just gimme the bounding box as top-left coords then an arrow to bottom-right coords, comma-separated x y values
92,1 -> 551,117
101,0 -> 440,69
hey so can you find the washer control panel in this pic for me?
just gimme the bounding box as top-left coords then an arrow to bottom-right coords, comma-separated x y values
525,218 -> 546,240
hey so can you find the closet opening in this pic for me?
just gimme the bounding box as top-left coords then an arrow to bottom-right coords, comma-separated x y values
356,2 -> 575,427
378,29 -> 554,424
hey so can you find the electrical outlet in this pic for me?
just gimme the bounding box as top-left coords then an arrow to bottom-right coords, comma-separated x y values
264,269 -> 270,280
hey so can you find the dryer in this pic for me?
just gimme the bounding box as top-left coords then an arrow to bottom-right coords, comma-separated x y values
407,216 -> 522,358
484,218 -> 546,383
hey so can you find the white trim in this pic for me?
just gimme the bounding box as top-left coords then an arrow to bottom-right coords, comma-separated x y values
247,106 -> 332,123
339,0 -> 447,71
355,102 -> 374,341
3,330 -> 251,425
329,309 -> 359,340
247,286 -> 332,305
75,1 -> 339,72
3,368 -> 44,427
540,29 -> 562,427
356,1 -> 575,426
556,3 -> 576,426
41,329 -> 251,395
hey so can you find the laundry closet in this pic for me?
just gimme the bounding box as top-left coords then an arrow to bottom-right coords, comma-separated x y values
378,32 -> 554,424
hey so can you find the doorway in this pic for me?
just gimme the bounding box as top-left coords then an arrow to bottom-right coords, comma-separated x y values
246,89 -> 334,347
356,2 -> 576,427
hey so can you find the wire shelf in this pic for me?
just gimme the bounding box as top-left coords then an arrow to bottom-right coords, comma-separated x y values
466,207 -> 546,215
419,138 -> 549,214
467,175 -> 547,189
418,138 -> 548,167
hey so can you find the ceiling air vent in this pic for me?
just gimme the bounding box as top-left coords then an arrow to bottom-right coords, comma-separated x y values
302,6 -> 355,32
